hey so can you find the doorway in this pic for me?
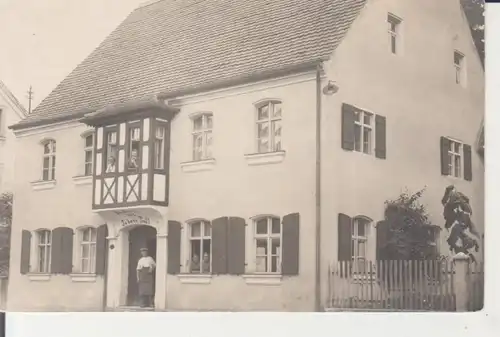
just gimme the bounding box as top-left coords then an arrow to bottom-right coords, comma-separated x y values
127,225 -> 157,306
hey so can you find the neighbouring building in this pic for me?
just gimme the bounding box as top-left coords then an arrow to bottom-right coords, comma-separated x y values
0,80 -> 28,308
6,0 -> 484,312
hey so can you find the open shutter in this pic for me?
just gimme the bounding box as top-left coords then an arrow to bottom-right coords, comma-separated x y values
338,213 -> 352,277
464,144 -> 472,181
341,104 -> 355,151
20,230 -> 31,274
95,224 -> 108,275
375,115 -> 387,159
60,227 -> 74,274
167,221 -> 181,275
376,221 -> 390,261
50,227 -> 63,274
282,213 -> 300,276
440,137 -> 451,176
211,217 -> 228,274
227,217 -> 246,275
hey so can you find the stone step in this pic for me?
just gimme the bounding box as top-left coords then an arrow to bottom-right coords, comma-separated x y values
108,306 -> 155,312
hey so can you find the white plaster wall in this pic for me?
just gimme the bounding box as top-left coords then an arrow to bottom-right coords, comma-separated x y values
319,0 -> 485,303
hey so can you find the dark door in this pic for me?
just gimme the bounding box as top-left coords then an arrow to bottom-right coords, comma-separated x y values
127,226 -> 157,306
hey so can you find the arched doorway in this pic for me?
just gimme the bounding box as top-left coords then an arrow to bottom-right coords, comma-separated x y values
126,225 -> 157,306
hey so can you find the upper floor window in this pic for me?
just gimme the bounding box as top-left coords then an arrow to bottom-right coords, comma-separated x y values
254,216 -> 281,273
454,50 -> 466,86
188,220 -> 211,274
387,14 -> 402,55
154,125 -> 166,169
42,139 -> 56,181
354,109 -> 373,154
447,139 -> 462,178
440,136 -> 472,181
36,229 -> 51,273
83,133 -> 94,176
105,130 -> 117,173
192,113 -> 213,161
256,101 -> 282,153
128,127 -> 141,170
79,227 -> 97,273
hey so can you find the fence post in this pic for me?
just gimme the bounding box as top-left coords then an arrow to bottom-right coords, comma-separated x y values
452,252 -> 470,311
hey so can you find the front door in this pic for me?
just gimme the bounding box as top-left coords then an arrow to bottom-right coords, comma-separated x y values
127,225 -> 157,306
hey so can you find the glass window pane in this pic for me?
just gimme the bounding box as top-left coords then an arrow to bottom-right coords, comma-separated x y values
43,143 -> 50,154
193,134 -> 203,160
256,256 -> 267,272
258,105 -> 269,120
81,258 -> 89,273
203,222 -> 211,237
193,116 -> 203,131
351,239 -> 355,258
83,229 -> 90,242
205,131 -> 213,158
272,121 -> 282,151
256,219 -> 268,234
354,124 -> 361,152
51,141 -> 56,153
454,142 -> 461,153
271,238 -> 280,255
354,111 -> 360,122
358,241 -> 366,258
205,115 -> 213,129
363,128 -> 371,153
256,239 -> 267,255
191,222 -> 201,237
272,103 -> 282,118
357,221 -> 365,237
156,127 -> 165,139
454,156 -> 461,177
43,157 -> 50,170
454,52 -> 461,65
391,36 -> 397,53
271,218 -> 280,234
271,255 -> 280,273
82,244 -> 90,259
85,135 -> 93,147
363,113 -> 372,125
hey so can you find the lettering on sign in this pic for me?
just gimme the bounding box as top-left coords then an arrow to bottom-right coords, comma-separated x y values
119,213 -> 151,227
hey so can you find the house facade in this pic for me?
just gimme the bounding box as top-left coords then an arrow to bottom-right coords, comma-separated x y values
6,0 -> 484,312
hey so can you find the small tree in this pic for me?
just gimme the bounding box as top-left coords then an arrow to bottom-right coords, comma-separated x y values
381,188 -> 441,261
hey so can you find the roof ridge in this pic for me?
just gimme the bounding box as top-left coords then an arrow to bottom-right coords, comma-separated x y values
0,80 -> 28,117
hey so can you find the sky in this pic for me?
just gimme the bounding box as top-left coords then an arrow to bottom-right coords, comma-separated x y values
0,0 -> 148,111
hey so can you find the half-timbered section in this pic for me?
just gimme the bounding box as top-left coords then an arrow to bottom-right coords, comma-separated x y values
81,100 -> 177,210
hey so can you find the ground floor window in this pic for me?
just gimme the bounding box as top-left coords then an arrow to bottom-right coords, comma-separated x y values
188,220 -> 211,273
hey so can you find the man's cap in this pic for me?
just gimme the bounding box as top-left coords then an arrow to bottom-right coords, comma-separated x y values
140,247 -> 148,252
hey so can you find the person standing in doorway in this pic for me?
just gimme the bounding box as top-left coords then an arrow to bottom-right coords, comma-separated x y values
136,247 -> 156,308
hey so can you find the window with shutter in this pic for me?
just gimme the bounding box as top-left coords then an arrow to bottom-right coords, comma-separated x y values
440,137 -> 472,181
50,227 -> 73,274
95,225 -> 108,276
20,230 -> 32,274
211,217 -> 228,274
227,217 -> 246,275
251,215 -> 281,274
167,221 -> 181,275
375,115 -> 387,159
35,229 -> 52,273
282,213 -> 300,276
186,220 -> 212,274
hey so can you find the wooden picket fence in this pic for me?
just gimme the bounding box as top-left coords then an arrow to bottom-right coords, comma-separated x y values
327,260 -> 458,311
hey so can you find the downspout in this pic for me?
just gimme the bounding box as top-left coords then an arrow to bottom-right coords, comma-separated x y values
314,63 -> 322,312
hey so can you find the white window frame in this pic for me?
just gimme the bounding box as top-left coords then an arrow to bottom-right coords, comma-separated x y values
154,125 -> 165,169
36,229 -> 52,273
83,133 -> 94,176
252,216 -> 282,274
387,14 -> 402,55
351,217 -> 371,274
447,137 -> 463,178
105,130 -> 117,173
454,50 -> 466,86
78,227 -> 97,274
186,220 -> 212,274
256,101 -> 282,153
191,113 -> 213,161
41,139 -> 56,181
354,109 -> 373,154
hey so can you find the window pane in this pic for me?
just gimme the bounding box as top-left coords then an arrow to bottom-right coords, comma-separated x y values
191,222 -> 201,237
256,219 -> 268,234
351,239 -> 355,258
85,135 -> 93,147
81,258 -> 89,273
205,131 -> 213,158
156,126 -> 165,139
272,103 -> 282,118
90,228 -> 97,242
193,116 -> 203,131
363,128 -> 371,154
358,240 -> 366,258
454,156 -> 461,177
271,255 -> 280,273
43,157 -> 50,170
203,222 -> 211,236
454,142 -> 461,153
354,124 -> 361,152
83,228 -> 90,242
85,163 -> 92,176
82,244 -> 90,259
256,238 -> 267,255
256,256 -> 267,272
43,143 -> 51,154
205,115 -> 213,129
193,134 -> 203,160
85,150 -> 93,163
363,113 -> 372,125
272,121 -> 282,151
271,218 -> 280,234
391,35 -> 397,54
258,105 -> 269,120
271,238 -> 280,255
354,111 -> 360,122
454,52 -> 462,65
357,221 -> 365,237
39,247 -> 46,271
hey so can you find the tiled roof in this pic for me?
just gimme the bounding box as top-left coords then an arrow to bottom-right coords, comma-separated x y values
13,0 -> 367,129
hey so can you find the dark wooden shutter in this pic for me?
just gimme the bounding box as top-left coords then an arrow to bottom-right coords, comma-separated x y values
167,220 -> 181,275
464,144 -> 472,181
20,230 -> 31,274
95,224 -> 108,275
50,227 -> 63,274
338,213 -> 352,261
440,137 -> 451,175
341,104 -> 355,151
376,221 -> 389,261
211,217 -> 228,274
282,213 -> 300,276
227,217 -> 246,275
60,227 -> 74,274
375,115 -> 387,159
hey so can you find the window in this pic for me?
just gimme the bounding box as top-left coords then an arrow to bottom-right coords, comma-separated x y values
79,227 -> 97,273
42,139 -> 56,181
254,216 -> 281,273
387,14 -> 402,54
256,101 -> 282,153
37,230 -> 51,273
354,109 -> 373,154
454,51 -> 465,85
447,139 -> 463,178
188,220 -> 211,274
428,227 -> 441,256
352,217 -> 370,273
128,127 -> 141,170
105,131 -> 117,173
154,125 -> 165,169
83,134 -> 94,176
192,114 -> 213,161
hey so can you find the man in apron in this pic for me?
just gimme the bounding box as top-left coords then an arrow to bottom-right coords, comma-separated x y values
136,247 -> 156,308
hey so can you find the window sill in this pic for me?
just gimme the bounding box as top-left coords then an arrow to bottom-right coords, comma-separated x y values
72,175 -> 93,186
244,151 -> 286,166
180,158 -> 216,173
31,180 -> 56,191
177,273 -> 212,284
243,274 -> 282,285
27,273 -> 51,281
70,273 -> 97,282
